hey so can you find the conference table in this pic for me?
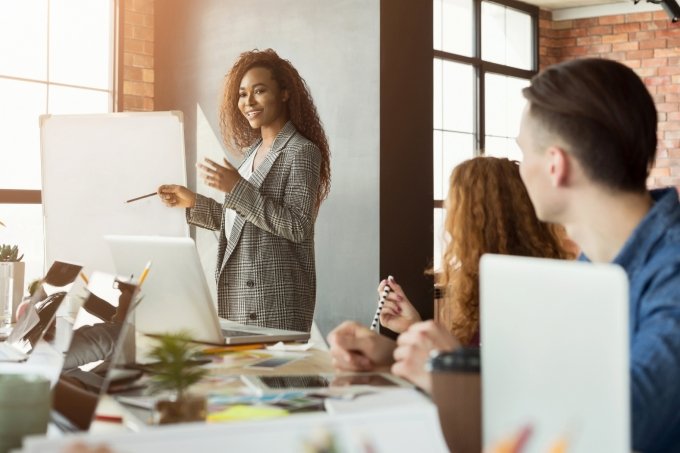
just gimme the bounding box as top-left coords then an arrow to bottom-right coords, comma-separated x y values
15,327 -> 449,453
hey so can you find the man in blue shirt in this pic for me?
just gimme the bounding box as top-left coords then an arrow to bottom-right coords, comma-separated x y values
329,58 -> 680,452
516,58 -> 680,452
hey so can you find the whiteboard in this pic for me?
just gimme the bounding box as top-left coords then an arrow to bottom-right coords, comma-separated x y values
40,111 -> 189,276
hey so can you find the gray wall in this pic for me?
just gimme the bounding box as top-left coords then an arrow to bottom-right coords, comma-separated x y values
155,0 -> 381,336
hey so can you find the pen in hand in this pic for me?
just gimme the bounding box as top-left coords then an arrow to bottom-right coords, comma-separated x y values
370,275 -> 394,331
125,192 -> 157,203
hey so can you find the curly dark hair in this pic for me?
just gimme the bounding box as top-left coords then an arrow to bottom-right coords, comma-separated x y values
220,48 -> 331,209
437,157 -> 574,345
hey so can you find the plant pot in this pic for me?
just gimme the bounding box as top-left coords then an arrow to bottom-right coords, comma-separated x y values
154,395 -> 207,425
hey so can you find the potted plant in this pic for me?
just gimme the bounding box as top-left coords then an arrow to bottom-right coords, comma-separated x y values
0,243 -> 25,335
147,332 -> 209,424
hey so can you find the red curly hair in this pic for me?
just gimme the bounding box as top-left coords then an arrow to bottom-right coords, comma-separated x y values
220,49 -> 331,210
437,157 -> 574,345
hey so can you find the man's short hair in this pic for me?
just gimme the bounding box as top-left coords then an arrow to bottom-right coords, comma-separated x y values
522,58 -> 657,193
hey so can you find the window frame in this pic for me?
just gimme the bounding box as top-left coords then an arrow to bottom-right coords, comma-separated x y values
433,0 -> 539,209
0,0 -> 119,206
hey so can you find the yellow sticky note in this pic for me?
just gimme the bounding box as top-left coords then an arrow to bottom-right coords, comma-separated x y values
207,405 -> 289,423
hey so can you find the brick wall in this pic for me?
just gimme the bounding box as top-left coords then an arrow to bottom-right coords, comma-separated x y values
121,0 -> 154,112
539,10 -> 680,189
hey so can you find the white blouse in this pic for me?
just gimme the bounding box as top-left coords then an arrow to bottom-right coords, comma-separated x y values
224,147 -> 258,240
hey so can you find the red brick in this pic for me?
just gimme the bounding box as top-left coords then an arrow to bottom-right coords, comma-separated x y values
659,121 -> 680,131
142,69 -> 154,83
562,46 -> 589,57
554,28 -> 587,38
640,39 -> 668,49
588,43 -> 613,53
635,67 -> 659,77
655,103 -> 679,113
142,82 -> 153,98
659,66 -> 680,76
124,67 -> 142,80
123,95 -> 143,110
655,29 -> 680,38
659,84 -> 680,94
540,9 -> 552,20
132,25 -> 153,42
633,31 -> 658,41
573,17 -> 599,27
642,57 -> 669,67
670,149 -> 680,158
131,53 -> 153,68
143,97 -> 154,111
599,15 -> 625,25
130,0 -> 153,15
645,75 -> 672,86
606,51 -> 626,60
614,23 -> 640,33
640,21 -> 668,31
623,59 -> 642,68
613,41 -> 638,52
654,11 -> 670,21
650,167 -> 671,177
124,11 -> 145,26
656,47 -> 680,58
626,12 -> 653,22
587,25 -> 613,35
577,36 -> 602,45
665,130 -> 680,139
553,20 -> 574,30
626,49 -> 654,59
669,112 -> 680,121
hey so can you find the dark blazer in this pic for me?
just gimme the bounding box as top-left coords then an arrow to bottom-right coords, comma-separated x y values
187,121 -> 321,332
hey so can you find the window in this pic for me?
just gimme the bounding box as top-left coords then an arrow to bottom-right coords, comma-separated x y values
0,0 -> 115,286
433,0 -> 538,269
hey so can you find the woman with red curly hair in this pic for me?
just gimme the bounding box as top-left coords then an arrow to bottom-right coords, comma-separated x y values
328,157 -> 573,392
379,157 -> 572,344
159,49 -> 330,332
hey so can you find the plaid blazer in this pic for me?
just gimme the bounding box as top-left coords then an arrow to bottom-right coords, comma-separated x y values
187,121 -> 321,332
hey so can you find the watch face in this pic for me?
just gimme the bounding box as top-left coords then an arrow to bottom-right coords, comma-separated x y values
428,348 -> 481,373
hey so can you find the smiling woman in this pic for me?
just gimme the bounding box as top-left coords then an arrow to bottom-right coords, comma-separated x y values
158,49 -> 331,333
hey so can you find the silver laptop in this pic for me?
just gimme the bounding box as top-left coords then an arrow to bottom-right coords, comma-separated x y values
0,261 -> 82,362
105,235 -> 309,345
480,254 -> 630,453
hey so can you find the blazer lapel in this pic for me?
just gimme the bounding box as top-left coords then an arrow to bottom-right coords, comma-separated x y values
248,121 -> 297,189
219,121 -> 298,272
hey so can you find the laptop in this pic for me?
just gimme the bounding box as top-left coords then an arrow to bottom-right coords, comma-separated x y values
0,261 -> 82,362
104,235 -> 310,345
480,254 -> 630,453
52,271 -> 141,431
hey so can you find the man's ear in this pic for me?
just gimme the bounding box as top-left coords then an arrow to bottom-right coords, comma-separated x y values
547,146 -> 569,187
282,89 -> 289,102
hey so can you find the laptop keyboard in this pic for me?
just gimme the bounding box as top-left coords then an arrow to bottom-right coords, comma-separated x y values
220,329 -> 256,337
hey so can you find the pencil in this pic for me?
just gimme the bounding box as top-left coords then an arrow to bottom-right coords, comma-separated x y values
125,192 -> 157,203
79,271 -> 89,285
370,275 -> 394,331
94,414 -> 123,423
201,343 -> 266,355
138,261 -> 152,286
